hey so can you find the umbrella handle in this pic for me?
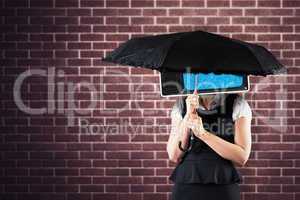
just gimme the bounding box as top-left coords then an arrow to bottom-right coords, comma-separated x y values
194,73 -> 198,90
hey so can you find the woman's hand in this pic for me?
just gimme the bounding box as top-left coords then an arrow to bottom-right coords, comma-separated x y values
185,88 -> 200,116
185,88 -> 208,139
186,114 -> 207,139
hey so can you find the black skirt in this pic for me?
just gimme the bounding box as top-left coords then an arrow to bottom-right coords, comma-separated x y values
171,182 -> 240,200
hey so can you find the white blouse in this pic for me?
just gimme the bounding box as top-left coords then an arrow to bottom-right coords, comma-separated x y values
170,94 -> 252,135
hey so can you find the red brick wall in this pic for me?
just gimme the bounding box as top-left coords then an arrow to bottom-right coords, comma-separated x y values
0,0 -> 299,200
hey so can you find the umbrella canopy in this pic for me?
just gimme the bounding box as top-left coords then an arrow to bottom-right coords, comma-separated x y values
101,29 -> 287,76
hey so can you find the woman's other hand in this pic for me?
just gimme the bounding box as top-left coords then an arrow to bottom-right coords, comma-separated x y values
186,114 -> 207,139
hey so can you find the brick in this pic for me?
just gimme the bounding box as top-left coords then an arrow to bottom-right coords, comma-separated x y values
80,17 -> 104,24
106,17 -> 129,25
272,9 -> 294,16
131,168 -> 154,176
156,0 -> 180,7
182,17 -> 204,24
81,0 -> 104,7
106,0 -> 129,7
257,34 -> 281,41
131,0 -> 154,7
5,16 -> 28,24
94,25 -> 117,32
55,0 -> 79,7
68,25 -> 92,32
130,185 -> 154,193
118,25 -> 142,32
258,1 -> 281,7
106,152 -> 129,160
93,193 -> 117,200
219,9 -> 243,16
5,33 -> 28,41
231,33 -> 255,41
245,9 -> 272,16
30,0 -> 53,7
283,0 -> 300,7
284,17 -> 300,24
55,185 -> 79,192
118,8 -> 141,16
232,1 -> 255,7
169,9 -> 218,16
283,34 -> 300,41
270,26 -> 293,33
55,17 -> 78,25
4,0 -> 28,7
67,9 -> 91,16
0,8 -> 15,16
258,17 -> 281,25
232,17 -> 255,24
5,50 -> 28,58
219,25 -> 242,32
257,185 -> 280,192
182,0 -> 204,7
143,25 -> 167,32
30,134 -> 53,142
43,25 -> 66,33
106,168 -> 129,176
68,177 -> 91,184
80,185 -> 104,192
93,9 -> 118,16
207,1 -> 230,7
132,17 -> 154,24
207,17 -> 230,24
143,9 -> 167,16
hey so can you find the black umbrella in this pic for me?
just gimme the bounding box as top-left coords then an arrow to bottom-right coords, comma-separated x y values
101,29 -> 287,76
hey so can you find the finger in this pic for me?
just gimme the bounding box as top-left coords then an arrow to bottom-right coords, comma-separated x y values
189,124 -> 196,130
187,98 -> 197,107
187,93 -> 196,100
190,118 -> 198,124
195,116 -> 202,122
187,121 -> 196,128
189,117 -> 200,125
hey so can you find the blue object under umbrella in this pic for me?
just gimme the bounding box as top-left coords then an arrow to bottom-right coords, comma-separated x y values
182,72 -> 244,91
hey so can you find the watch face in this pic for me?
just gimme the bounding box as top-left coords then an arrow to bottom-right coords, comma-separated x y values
160,71 -> 249,97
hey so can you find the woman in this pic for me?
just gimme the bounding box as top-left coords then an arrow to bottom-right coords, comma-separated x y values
166,89 -> 252,200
